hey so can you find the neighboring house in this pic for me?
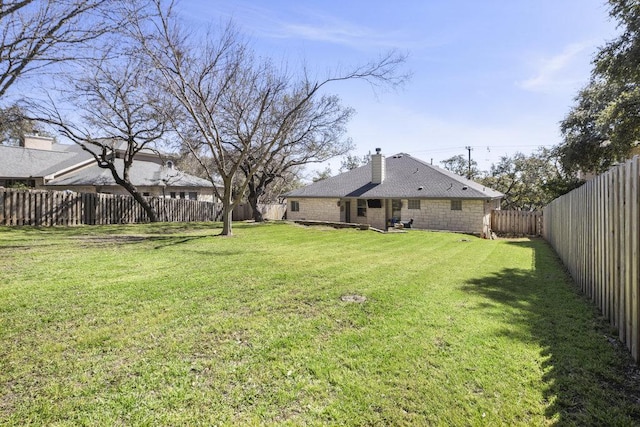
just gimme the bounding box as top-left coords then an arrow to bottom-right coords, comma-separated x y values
287,149 -> 503,235
0,135 -> 216,201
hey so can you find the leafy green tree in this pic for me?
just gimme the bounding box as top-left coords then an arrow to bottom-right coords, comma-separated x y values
559,0 -> 640,174
558,80 -> 630,174
595,0 -> 640,83
0,104 -> 50,145
480,148 -> 581,210
339,152 -> 370,172
312,166 -> 333,182
440,154 -> 480,179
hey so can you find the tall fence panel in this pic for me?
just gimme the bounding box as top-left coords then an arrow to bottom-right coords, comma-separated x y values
0,188 -> 222,226
543,156 -> 640,361
491,210 -> 542,236
233,203 -> 287,221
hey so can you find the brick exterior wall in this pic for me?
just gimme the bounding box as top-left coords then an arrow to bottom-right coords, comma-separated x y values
288,198 -> 341,222
404,199 -> 495,234
290,197 -> 501,234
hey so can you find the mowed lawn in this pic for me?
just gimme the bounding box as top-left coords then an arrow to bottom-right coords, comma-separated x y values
1,222 -> 639,426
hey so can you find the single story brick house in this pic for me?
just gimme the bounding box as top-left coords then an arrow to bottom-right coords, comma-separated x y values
0,135 -> 216,201
286,149 -> 503,235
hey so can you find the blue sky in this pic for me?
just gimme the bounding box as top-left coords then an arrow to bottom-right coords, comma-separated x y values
180,0 -> 619,176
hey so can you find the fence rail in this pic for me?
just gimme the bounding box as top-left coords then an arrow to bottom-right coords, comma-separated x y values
543,156 -> 640,362
0,188 -> 222,226
491,210 -> 542,236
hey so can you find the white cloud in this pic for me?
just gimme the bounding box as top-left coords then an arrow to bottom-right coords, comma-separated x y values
518,42 -> 594,93
274,20 -> 399,49
195,2 -> 408,50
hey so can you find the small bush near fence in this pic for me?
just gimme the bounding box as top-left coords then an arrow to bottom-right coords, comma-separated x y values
0,188 -> 222,226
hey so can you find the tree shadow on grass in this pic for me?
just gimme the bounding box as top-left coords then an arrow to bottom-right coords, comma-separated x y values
461,239 -> 640,425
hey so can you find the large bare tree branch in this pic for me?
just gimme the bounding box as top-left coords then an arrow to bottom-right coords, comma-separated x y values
0,0 -> 140,99
29,50 -> 175,222
131,0 -> 408,235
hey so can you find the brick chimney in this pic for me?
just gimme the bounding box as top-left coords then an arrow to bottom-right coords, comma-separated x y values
371,147 -> 385,184
21,134 -> 54,150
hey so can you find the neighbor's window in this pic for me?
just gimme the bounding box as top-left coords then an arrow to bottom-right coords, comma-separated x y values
451,200 -> 462,211
357,199 -> 367,217
408,199 -> 420,210
143,192 -> 150,197
290,200 -> 300,212
170,192 -> 176,199
189,192 -> 197,200
180,192 -> 186,199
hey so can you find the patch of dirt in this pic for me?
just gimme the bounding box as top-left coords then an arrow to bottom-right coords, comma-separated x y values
340,294 -> 367,303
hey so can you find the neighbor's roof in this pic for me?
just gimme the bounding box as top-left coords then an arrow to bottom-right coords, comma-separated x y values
288,153 -> 503,199
46,158 -> 213,188
0,143 -> 93,178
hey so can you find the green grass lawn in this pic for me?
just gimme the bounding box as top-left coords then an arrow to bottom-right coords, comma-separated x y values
1,222 -> 639,426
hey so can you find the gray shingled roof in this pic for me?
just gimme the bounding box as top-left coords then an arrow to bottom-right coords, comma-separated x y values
46,159 -> 213,188
288,153 -> 503,199
0,143 -> 93,178
0,143 -> 212,189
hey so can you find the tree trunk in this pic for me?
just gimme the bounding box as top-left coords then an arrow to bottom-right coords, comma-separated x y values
247,180 -> 264,222
125,184 -> 159,222
220,187 -> 233,235
250,200 -> 263,222
115,176 -> 159,222
133,192 -> 159,222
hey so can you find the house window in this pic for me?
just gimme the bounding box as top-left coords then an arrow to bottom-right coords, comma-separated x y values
451,200 -> 462,211
290,200 -> 300,212
189,192 -> 197,200
170,192 -> 176,199
408,199 -> 420,210
180,192 -> 186,199
357,199 -> 367,217
143,192 -> 150,197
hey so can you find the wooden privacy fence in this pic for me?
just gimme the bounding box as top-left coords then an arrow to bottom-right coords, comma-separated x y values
233,203 -> 287,221
491,210 -> 543,236
543,156 -> 640,362
0,188 -> 222,226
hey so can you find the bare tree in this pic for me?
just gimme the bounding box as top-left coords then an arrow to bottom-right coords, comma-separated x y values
0,0 -> 127,100
134,0 -> 408,235
32,52 -> 174,222
240,93 -> 354,222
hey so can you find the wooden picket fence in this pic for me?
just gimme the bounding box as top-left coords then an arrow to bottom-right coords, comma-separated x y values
491,210 -> 542,236
233,202 -> 287,221
0,188 -> 222,226
543,156 -> 640,362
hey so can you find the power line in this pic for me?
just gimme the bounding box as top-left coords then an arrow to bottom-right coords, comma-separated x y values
407,143 -> 557,155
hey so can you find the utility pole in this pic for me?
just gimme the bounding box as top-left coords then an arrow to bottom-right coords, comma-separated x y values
465,146 -> 473,179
